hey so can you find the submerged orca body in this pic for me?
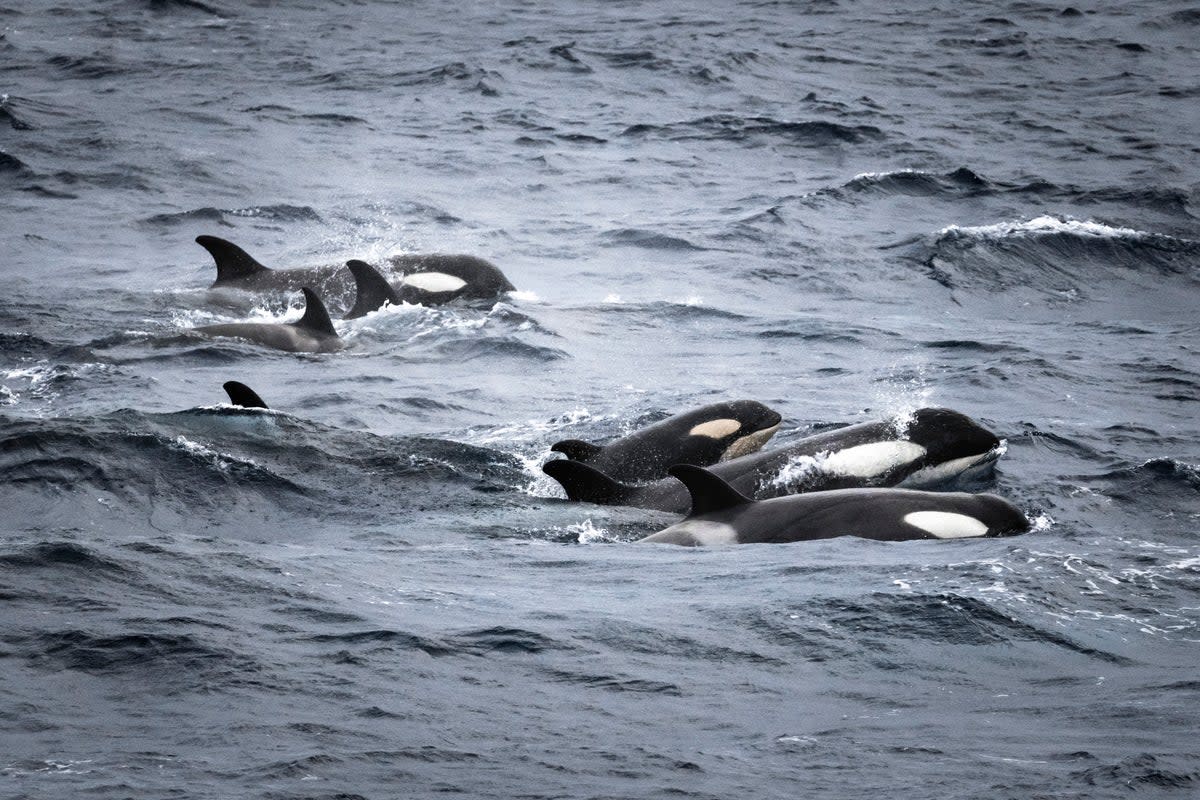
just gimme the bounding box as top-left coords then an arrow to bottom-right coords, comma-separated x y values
549,400 -> 783,484
198,236 -> 513,314
543,408 -> 1003,513
194,288 -> 343,353
638,465 -> 1030,546
222,381 -> 268,409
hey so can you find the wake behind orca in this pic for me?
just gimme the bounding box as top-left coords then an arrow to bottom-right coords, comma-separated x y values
638,464 -> 1030,546
543,408 -> 1003,512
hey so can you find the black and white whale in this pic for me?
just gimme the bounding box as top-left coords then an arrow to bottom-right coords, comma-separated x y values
222,381 -> 268,409
637,464 -> 1030,546
198,235 -> 514,310
198,235 -> 348,298
543,407 -> 1003,513
340,256 -> 514,317
193,288 -> 343,353
548,400 -> 783,484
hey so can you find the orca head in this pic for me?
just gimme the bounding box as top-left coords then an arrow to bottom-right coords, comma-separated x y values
686,400 -> 783,462
898,408 -> 1003,485
903,493 -> 1031,538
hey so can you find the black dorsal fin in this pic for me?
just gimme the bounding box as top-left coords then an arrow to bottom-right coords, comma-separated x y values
196,235 -> 271,283
222,381 -> 268,409
550,439 -> 603,462
542,458 -> 633,505
344,259 -> 401,319
668,464 -> 753,517
294,288 -> 339,337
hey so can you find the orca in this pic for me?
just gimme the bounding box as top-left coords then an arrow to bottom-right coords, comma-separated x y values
193,288 -> 343,353
344,259 -> 401,319
340,256 -> 514,318
222,381 -> 268,409
637,464 -> 1030,546
543,408 -> 1003,513
198,235 -> 350,298
385,253 -> 514,306
198,236 -> 514,311
549,400 -> 783,483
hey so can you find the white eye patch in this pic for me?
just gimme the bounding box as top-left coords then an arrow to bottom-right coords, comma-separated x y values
689,418 -> 742,439
903,511 -> 988,538
401,272 -> 468,293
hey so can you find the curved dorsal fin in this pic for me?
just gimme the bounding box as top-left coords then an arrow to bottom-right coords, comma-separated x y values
196,235 -> 271,283
344,259 -> 401,319
542,458 -> 633,505
550,439 -> 603,462
222,381 -> 268,409
668,464 -> 753,517
294,288 -> 339,337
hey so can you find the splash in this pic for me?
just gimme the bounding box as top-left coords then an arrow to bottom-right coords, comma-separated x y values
568,518 -> 613,544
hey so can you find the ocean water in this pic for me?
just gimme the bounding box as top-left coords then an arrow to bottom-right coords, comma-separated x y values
2,1 -> 1199,798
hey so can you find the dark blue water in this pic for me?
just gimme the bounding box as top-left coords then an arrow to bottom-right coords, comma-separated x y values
3,2 -> 1199,797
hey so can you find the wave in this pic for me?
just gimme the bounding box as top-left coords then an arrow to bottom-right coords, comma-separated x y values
430,336 -> 568,363
0,541 -> 131,574
742,591 -> 1127,662
1072,754 -> 1200,791
141,204 -> 322,227
621,114 -> 884,146
305,625 -> 563,658
0,409 -> 530,535
0,149 -> 32,175
45,54 -> 128,80
905,215 -> 1200,297
19,629 -> 254,678
803,168 -> 1198,228
142,0 -> 224,15
598,228 -> 708,251
1078,458 -> 1200,503
0,94 -> 37,131
834,167 -> 992,198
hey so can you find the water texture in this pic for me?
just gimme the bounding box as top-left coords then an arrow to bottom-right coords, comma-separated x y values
2,2 -> 1199,798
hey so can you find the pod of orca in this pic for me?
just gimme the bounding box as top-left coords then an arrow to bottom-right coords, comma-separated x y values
186,235 -> 1028,547
192,235 -> 515,351
541,405 -> 1030,544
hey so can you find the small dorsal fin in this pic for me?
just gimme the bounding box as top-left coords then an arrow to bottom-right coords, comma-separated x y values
344,259 -> 401,319
668,464 -> 753,517
222,381 -> 268,409
196,235 -> 271,283
550,439 -> 603,462
294,288 -> 339,337
542,458 -> 632,505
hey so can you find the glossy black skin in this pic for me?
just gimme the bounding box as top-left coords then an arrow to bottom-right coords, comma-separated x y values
386,253 -> 515,305
543,408 -> 1002,513
197,235 -> 513,312
550,400 -> 783,483
222,381 -> 268,409
199,235 -> 351,301
639,467 -> 1030,546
